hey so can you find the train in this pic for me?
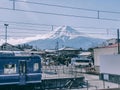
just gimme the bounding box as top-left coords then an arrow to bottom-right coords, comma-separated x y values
0,51 -> 42,90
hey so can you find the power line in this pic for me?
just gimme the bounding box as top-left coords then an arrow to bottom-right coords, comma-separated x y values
7,31 -> 42,34
8,0 -> 120,21
0,20 -> 118,31
0,20 -> 106,29
0,6 -> 120,21
11,0 -> 120,14
0,19 -> 52,26
12,0 -> 97,11
0,32 -> 37,38
0,7 -> 97,19
9,27 -> 50,31
74,26 -> 117,30
0,31 -> 117,36
11,34 -> 119,38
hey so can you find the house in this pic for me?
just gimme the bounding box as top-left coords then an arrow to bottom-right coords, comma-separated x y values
105,38 -> 118,45
0,43 -> 22,51
58,47 -> 81,57
93,43 -> 119,72
79,52 -> 91,57
45,49 -> 57,54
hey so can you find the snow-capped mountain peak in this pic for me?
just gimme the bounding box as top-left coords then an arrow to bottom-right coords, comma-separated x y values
49,26 -> 86,39
54,26 -> 79,34
27,26 -> 105,50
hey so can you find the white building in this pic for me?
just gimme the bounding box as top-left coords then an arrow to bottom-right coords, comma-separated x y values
100,54 -> 120,83
93,43 -> 119,72
79,52 -> 91,57
94,44 -> 118,66
106,38 -> 118,45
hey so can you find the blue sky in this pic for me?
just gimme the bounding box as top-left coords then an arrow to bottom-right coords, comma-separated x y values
1,0 -> 120,27
0,0 -> 120,44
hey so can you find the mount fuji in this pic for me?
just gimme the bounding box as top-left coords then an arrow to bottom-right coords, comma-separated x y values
27,26 -> 105,50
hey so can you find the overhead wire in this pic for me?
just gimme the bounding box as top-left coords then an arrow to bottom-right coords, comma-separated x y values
11,0 -> 120,14
0,0 -> 118,23
0,7 -> 98,19
0,19 -> 53,26
0,30 -> 117,35
0,19 -> 118,30
0,0 -> 119,39
9,0 -> 120,21
0,6 -> 120,21
9,27 -> 51,31
13,0 -> 97,11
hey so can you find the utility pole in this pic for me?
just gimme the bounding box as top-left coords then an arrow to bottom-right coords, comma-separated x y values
55,41 -> 59,57
10,0 -> 16,10
55,41 -> 59,50
117,29 -> 120,54
97,10 -> 100,19
52,25 -> 54,31
13,0 -> 15,10
106,29 -> 109,35
4,24 -> 9,44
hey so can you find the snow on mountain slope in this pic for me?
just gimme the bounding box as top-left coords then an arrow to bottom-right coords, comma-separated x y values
49,26 -> 85,39
27,26 -> 105,50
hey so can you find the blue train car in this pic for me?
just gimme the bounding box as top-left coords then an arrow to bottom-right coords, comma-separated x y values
0,52 -> 42,89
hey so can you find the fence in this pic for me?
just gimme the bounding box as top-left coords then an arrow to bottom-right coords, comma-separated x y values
42,65 -> 120,90
79,79 -> 119,90
42,65 -> 84,79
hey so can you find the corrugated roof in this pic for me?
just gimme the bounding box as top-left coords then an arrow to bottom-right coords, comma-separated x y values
79,52 -> 91,56
102,43 -> 118,48
59,47 -> 78,51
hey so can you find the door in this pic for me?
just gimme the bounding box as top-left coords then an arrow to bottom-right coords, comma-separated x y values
19,60 -> 27,85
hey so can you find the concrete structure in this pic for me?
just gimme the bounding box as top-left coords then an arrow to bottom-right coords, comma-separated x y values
93,43 -> 120,73
42,65 -> 84,89
94,44 -> 119,66
100,54 -> 120,83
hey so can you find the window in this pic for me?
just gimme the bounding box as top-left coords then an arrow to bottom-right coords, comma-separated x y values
34,63 -> 39,71
4,64 -> 16,74
103,74 -> 109,80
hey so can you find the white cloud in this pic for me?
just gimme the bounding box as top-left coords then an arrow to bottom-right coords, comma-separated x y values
5,33 -> 51,45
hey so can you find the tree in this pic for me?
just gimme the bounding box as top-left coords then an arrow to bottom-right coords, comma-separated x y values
16,44 -> 33,50
88,48 -> 93,52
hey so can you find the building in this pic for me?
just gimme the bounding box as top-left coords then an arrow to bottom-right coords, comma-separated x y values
100,54 -> 120,83
105,38 -> 118,45
0,43 -> 22,51
79,52 -> 91,57
93,43 -> 120,72
94,44 -> 119,66
58,47 -> 81,57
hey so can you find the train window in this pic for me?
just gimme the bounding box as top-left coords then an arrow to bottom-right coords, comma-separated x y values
4,64 -> 16,74
34,63 -> 39,71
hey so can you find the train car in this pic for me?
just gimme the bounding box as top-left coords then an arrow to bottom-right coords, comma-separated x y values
0,51 -> 42,90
